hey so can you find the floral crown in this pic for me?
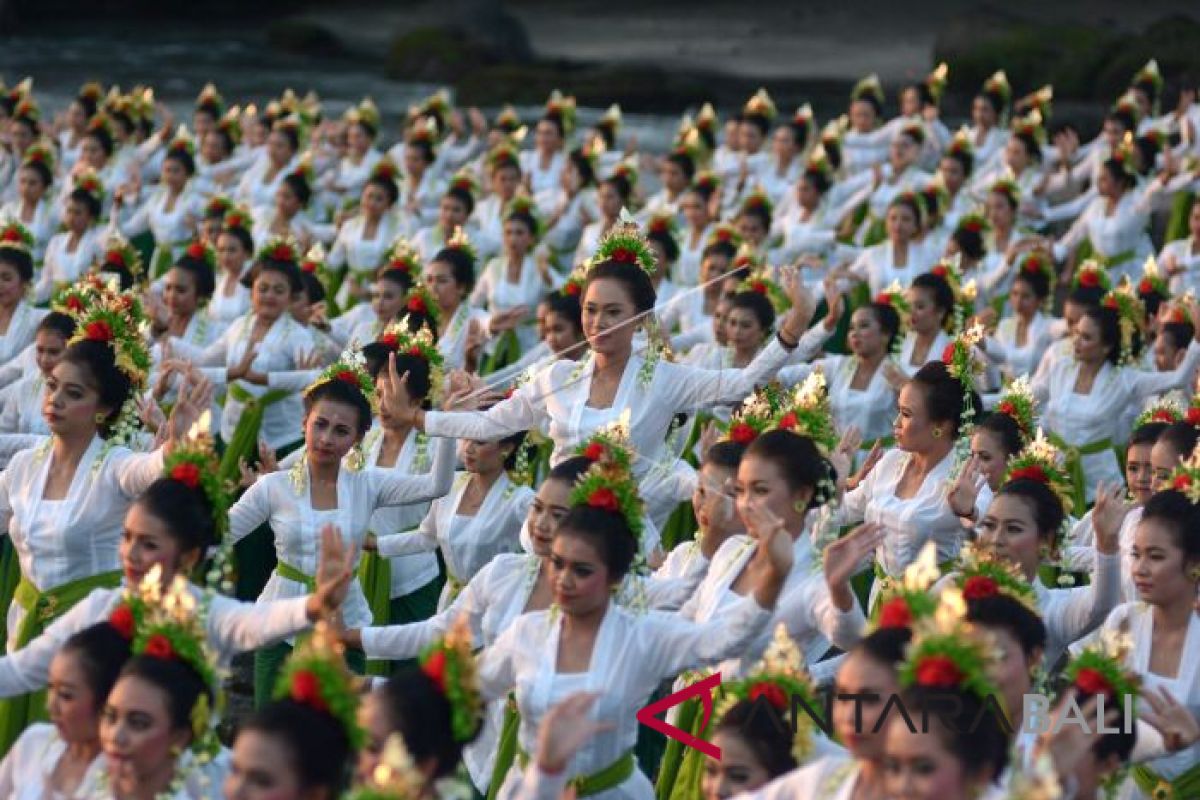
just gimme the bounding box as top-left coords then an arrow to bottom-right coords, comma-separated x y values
381,237 -> 422,276
955,211 -> 990,237
1004,428 -> 1075,517
446,168 -> 478,199
13,95 -> 40,123
95,233 -> 145,283
671,126 -> 703,166
1064,628 -> 1139,703
379,321 -> 443,404
851,73 -> 885,106
717,625 -> 817,764
1019,84 -> 1055,119
1187,393 -> 1200,429
1011,109 -> 1046,144
929,254 -> 972,333
53,273 -> 114,316
222,205 -> 253,234
871,543 -> 942,631
505,195 -> 543,239
610,158 -> 640,188
740,188 -> 773,218
1017,249 -> 1055,299
72,169 -> 105,203
21,141 -> 56,174
1134,394 -> 1185,430
109,566 -> 222,762
1167,444 -> 1200,503
166,125 -> 196,159
443,225 -> 478,265
305,348 -> 376,407
299,242 -> 327,276
925,62 -> 950,103
419,617 -> 483,743
1110,131 -> 1139,179
775,371 -> 839,455
940,323 -> 986,403
694,101 -> 718,132
276,622 -> 365,749
345,96 -> 381,130
723,384 -> 787,446
1133,58 -> 1163,95
67,288 -> 151,390
1112,91 -> 1142,125
494,104 -> 522,131
204,195 -> 232,220
487,142 -> 520,172
1073,259 -> 1112,292
1138,255 -> 1170,300
259,235 -> 304,266
217,106 -> 243,145
165,431 -> 233,582
195,82 -> 225,115
0,220 -> 34,254
570,434 -> 645,544
706,221 -> 742,250
406,117 -> 439,148
78,80 -> 104,104
993,375 -> 1037,442
575,413 -> 636,474
955,543 -> 1039,612
645,211 -> 679,241
402,284 -> 442,328
899,589 -> 1000,703
561,264 -> 587,298
1100,280 -> 1144,366
590,212 -> 657,277
544,89 -> 577,136
803,148 -> 834,184
946,127 -> 974,158
742,87 -> 777,121
737,267 -> 791,315
345,735 -> 426,800
369,157 -> 401,186
989,177 -> 1020,206
180,238 -> 216,271
874,279 -> 912,319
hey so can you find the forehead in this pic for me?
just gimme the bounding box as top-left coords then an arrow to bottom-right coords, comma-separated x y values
1135,517 -> 1181,550
987,493 -> 1034,522
310,399 -> 361,424
583,278 -> 632,306
535,477 -> 572,506
737,453 -> 782,482
51,359 -> 93,388
552,532 -> 603,563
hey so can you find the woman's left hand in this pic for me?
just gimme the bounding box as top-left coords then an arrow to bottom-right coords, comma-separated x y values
947,455 -> 984,520
163,371 -> 214,445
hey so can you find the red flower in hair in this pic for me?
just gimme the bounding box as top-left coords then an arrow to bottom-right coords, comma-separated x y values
105,251 -> 126,267
875,292 -> 893,305
962,575 -> 1000,600
1103,297 -> 1118,310
583,442 -> 606,462
1074,667 -> 1113,697
915,655 -> 963,688
1173,473 -> 1194,490
407,345 -> 423,357
170,462 -> 201,489
300,260 -> 317,274
932,265 -> 948,277
564,281 -> 581,296
335,370 -> 358,386
729,422 -> 757,444
84,320 -> 113,342
587,487 -> 620,513
270,244 -> 294,261
750,281 -> 768,295
66,297 -> 83,313
748,682 -> 788,710
650,219 -> 667,233
716,229 -> 731,242
379,333 -> 398,349
777,411 -> 798,431
1139,279 -> 1155,295
144,634 -> 175,660
390,258 -> 412,273
941,343 -> 957,364
1078,270 -> 1100,288
1009,465 -> 1048,484
290,670 -> 328,711
997,401 -> 1017,416
878,598 -> 913,629
1152,409 -> 1177,422
186,242 -> 207,260
407,295 -> 427,314
109,605 -> 135,640
611,247 -> 636,264
1,228 -> 21,243
1187,407 -> 1200,427
422,649 -> 447,693
962,218 -> 983,233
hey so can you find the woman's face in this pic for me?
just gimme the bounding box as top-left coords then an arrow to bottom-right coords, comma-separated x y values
894,383 -> 947,453
833,651 -> 900,759
161,158 -> 187,192
735,214 -> 767,246
884,716 -> 981,800
462,438 -> 507,475
542,310 -> 582,355
905,286 -> 945,335
534,119 -> 562,154
977,493 -> 1043,580
1003,137 -> 1030,173
0,260 -> 25,308
582,278 -> 639,358
403,145 -> 427,179
979,624 -> 1035,724
885,205 -> 917,243
1008,277 -> 1040,319
1125,442 -> 1155,505
267,131 -> 294,167
693,462 -> 737,538
702,729 -> 772,799
503,219 -> 533,257
659,160 -> 688,194
371,278 -> 406,323
797,176 -> 821,210
48,649 -> 101,745
528,477 -> 572,557
43,359 -> 107,438
1072,315 -> 1110,365
900,87 -> 921,117
1097,167 -> 1117,199
201,131 -> 228,164
889,135 -> 918,170
81,136 -> 106,169
740,121 -> 765,154
734,453 -> 810,537
360,184 -> 390,219
18,165 -> 47,203
120,501 -> 191,587
772,126 -> 799,161
225,729 -> 304,800
424,260 -> 464,311
252,269 -> 292,321
347,122 -> 371,155
304,399 -> 363,467
275,184 -> 302,218
847,307 -> 887,358
680,192 -> 707,228
438,196 -> 468,230
848,100 -> 876,132
1150,441 -> 1184,493
355,690 -> 391,786
724,306 -> 766,354
34,329 -> 68,378
550,532 -> 612,616
67,101 -> 87,130
163,267 -> 200,318
597,182 -> 622,219
972,97 -> 997,129
985,191 -> 1015,229
938,157 -> 965,194
491,165 -> 520,201
64,198 -> 92,233
1131,517 -> 1197,607
101,676 -> 190,793
970,429 -> 1012,492
216,232 -> 248,274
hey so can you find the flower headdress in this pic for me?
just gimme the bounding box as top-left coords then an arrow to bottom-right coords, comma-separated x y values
78,80 -> 104,105
899,589 -> 1000,702
1138,255 -> 1170,302
299,242 -> 327,277
737,265 -> 790,315
993,375 -> 1037,442
166,125 -> 196,159
940,323 -> 987,431
305,348 -> 376,408
610,157 -> 640,190
504,195 -> 543,240
67,288 -> 151,390
419,616 -> 483,743
0,220 -> 33,255
560,263 -> 587,298
222,205 -> 253,234
402,284 -> 442,327
344,734 -> 426,800
989,176 -> 1020,208
166,431 -> 235,590
381,237 -> 422,277
344,97 -> 381,132
929,253 -> 971,333
874,279 -> 912,319
181,238 -> 216,271
276,622 -> 365,748
1110,131 -> 1139,180
95,233 -> 145,285
72,168 -> 105,204
871,542 -> 942,631
955,211 -> 990,239
982,70 -> 1013,114
946,126 -> 974,160
446,168 -> 478,201
369,156 -> 401,187
955,542 -> 1039,612
443,225 -> 478,266
406,117 -> 439,149
1112,90 -> 1143,127
924,62 -> 950,103
570,433 -> 645,544
494,104 -> 523,133
1004,428 -> 1075,517
13,95 -> 40,124
803,146 -> 835,186
716,624 -> 818,763
53,273 -> 113,316
217,105 -> 243,145
722,384 -> 787,446
694,101 -> 718,136
590,212 -> 657,278
851,73 -> 885,107
775,370 -> 838,454
742,88 -> 777,121
256,235 -> 301,265
487,142 -> 520,173
706,221 -> 742,250
1167,444 -> 1200,503
1101,280 -> 1144,366
1016,249 -> 1055,309
1073,259 -> 1112,292
1011,109 -> 1046,145
544,90 -> 577,137
575,412 -> 636,473
645,211 -> 679,243
597,103 -> 622,134
195,82 -> 224,116
378,321 -> 444,405
204,194 -> 232,220
739,188 -> 773,220
21,141 -> 55,175
1134,394 -> 1185,430
1017,84 -> 1055,120
670,125 -> 704,167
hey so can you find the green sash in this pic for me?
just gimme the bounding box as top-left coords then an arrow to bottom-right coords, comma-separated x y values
357,550 -> 393,677
486,695 -> 521,800
482,330 -> 521,375
0,540 -> 20,647
1130,761 -> 1200,800
275,560 -> 315,592
444,573 -> 466,605
655,695 -> 703,800
1165,192 -> 1195,243
1044,431 -> 1115,512
217,384 -> 290,485
516,747 -> 636,798
1094,247 -> 1137,271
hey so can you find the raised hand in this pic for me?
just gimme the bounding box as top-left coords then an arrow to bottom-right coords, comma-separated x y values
535,693 -> 615,776
1142,686 -> 1200,752
228,344 -> 259,382
308,524 -> 357,621
947,455 -> 984,519
164,372 -> 214,444
377,353 -> 414,425
848,439 -> 884,491
1091,481 -> 1130,556
824,523 -> 885,596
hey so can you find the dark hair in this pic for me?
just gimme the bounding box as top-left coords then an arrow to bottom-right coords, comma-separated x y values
977,412 -> 1024,461
304,377 -> 373,439
1141,490 -> 1200,562
499,430 -> 527,471
164,147 -> 196,177
1013,131 -> 1042,163
741,112 -> 770,139
374,349 -> 432,407
801,168 -> 831,196
379,669 -> 478,779
248,258 -> 303,295
727,290 -> 776,336
715,699 -> 797,778
298,270 -> 326,304
898,685 -> 1009,782
569,149 -> 596,187
702,239 -> 737,263
406,138 -> 435,165
444,185 -> 475,217
863,302 -> 902,352
171,254 -> 216,302
282,173 -> 312,208
366,175 -> 399,207
586,259 -> 657,314
0,244 -> 34,283
349,117 -> 377,140
545,456 -> 590,486
539,113 -> 566,140
37,310 -> 77,341
272,125 -> 300,154
744,430 -> 836,509
62,340 -> 134,435
556,504 -> 639,581
68,187 -> 101,220
855,627 -> 912,668
431,247 -> 477,293
544,289 -> 583,338
118,655 -> 210,735
1080,306 -> 1124,365
601,175 -> 632,205
61,622 -> 133,711
1157,421 -> 1200,463
704,440 -> 747,471
912,272 -> 955,326
239,700 -> 351,797
1159,321 -> 1195,354
852,93 -> 882,119
219,225 -> 254,256
20,158 -> 53,189
1066,285 -> 1104,310
888,194 -> 923,227
1101,159 -> 1136,192
666,151 -> 696,183
996,479 -> 1065,544
84,127 -> 114,157
1131,422 -> 1168,449
910,361 -> 982,438
1106,109 -> 1136,137
646,228 -> 680,264
1079,684 -> 1136,763
737,203 -> 772,233
136,476 -> 219,555
942,148 -> 974,178
966,594 -> 1047,661
376,266 -> 415,297
1013,265 -> 1051,301
504,208 -> 538,239
951,225 -> 986,261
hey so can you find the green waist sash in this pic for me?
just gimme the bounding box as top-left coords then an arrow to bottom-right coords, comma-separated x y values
444,572 -> 466,605
516,747 -> 636,798
275,560 -> 315,592
1044,430 -> 1115,512
13,570 -> 122,648
1094,247 -> 1137,270
217,383 -> 290,483
1131,761 -> 1200,800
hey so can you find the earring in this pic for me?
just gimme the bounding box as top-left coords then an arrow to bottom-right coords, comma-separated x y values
793,500 -> 807,514
1190,567 -> 1200,582
931,427 -> 943,439
94,412 -> 107,424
